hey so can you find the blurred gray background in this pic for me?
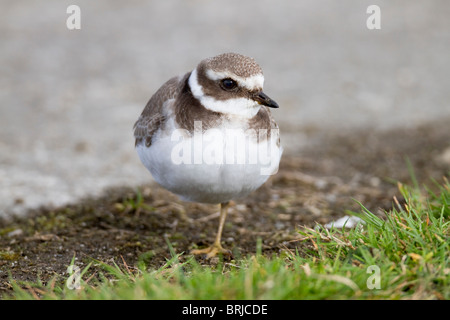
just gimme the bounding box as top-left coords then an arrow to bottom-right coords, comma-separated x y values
1,0 -> 449,217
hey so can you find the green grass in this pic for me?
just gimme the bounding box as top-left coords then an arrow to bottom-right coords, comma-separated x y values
5,177 -> 449,300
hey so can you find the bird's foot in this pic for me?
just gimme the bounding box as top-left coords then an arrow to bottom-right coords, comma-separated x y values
191,243 -> 232,259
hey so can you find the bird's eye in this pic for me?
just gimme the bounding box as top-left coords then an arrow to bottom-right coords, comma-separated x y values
221,78 -> 237,91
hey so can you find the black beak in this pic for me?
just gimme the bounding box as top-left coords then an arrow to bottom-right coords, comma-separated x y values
253,91 -> 279,108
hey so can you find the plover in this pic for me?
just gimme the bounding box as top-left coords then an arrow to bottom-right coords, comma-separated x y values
134,53 -> 282,258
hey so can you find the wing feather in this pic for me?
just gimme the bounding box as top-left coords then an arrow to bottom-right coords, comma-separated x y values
133,75 -> 186,147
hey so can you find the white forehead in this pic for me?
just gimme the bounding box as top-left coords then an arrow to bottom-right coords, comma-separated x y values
205,69 -> 264,91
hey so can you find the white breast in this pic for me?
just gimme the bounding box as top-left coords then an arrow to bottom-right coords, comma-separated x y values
136,119 -> 282,204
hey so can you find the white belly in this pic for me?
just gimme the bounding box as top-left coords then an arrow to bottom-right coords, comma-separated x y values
136,125 -> 282,204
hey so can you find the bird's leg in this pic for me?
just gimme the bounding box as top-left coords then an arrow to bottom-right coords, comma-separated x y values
191,202 -> 232,258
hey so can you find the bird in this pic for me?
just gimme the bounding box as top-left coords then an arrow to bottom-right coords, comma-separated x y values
134,53 -> 282,258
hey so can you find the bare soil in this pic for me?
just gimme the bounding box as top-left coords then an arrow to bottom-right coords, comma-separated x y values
0,121 -> 449,296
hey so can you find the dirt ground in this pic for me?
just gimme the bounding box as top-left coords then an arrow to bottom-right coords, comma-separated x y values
0,121 -> 449,295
